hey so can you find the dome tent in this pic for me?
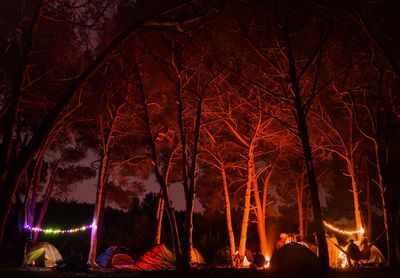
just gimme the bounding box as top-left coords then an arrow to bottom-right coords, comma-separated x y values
24,242 -> 64,268
270,243 -> 319,272
96,246 -> 135,268
132,244 -> 205,271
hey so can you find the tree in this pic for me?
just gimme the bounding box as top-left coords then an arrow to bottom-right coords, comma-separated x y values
314,94 -> 365,240
215,1 -> 334,269
0,0 -> 195,245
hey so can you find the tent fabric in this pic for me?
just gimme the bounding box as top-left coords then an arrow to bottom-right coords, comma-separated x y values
111,254 -> 135,267
24,242 -> 63,268
132,244 -> 176,271
362,245 -> 386,265
191,248 -> 205,264
270,243 -> 319,271
96,246 -> 135,268
131,244 -> 205,271
327,237 -> 340,268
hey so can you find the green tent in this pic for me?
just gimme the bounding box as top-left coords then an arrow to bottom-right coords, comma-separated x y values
24,242 -> 64,268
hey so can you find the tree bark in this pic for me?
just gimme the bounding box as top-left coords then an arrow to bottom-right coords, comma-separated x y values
296,171 -> 305,241
32,158 -> 63,243
365,162 -> 372,240
134,60 -> 181,258
221,165 -> 236,265
251,161 -> 268,256
237,144 -> 254,259
348,164 -> 364,240
285,30 -> 329,271
155,194 -> 164,245
87,154 -> 110,266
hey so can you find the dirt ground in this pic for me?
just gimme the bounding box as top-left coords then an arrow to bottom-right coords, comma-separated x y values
1,267 -> 400,278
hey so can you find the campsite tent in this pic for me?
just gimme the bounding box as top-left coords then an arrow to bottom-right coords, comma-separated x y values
361,245 -> 386,266
24,242 -> 63,268
96,246 -> 135,268
270,243 -> 319,271
132,244 -> 175,270
132,244 -> 205,271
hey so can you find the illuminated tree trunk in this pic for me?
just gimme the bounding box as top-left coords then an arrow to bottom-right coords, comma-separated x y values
296,171 -> 305,241
202,131 -> 236,265
348,163 -> 363,240
318,95 -> 365,240
251,161 -> 268,256
182,93 -> 204,270
24,156 -> 45,228
261,168 -> 273,222
155,194 -> 164,245
32,158 -> 63,243
237,145 -> 254,258
221,165 -> 236,264
87,153 -> 110,266
32,164 -> 61,243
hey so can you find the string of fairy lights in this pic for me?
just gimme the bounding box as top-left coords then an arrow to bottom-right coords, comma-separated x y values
24,220 -> 362,236
24,223 -> 96,235
323,221 -> 364,235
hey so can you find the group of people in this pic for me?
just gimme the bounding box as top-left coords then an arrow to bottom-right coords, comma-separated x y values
234,232 -> 374,269
346,238 -> 372,268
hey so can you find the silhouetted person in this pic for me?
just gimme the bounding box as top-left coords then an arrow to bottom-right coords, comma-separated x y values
346,239 -> 361,268
252,248 -> 265,269
276,233 -> 288,250
359,237 -> 371,260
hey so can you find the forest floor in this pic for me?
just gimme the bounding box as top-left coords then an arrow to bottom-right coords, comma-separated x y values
1,267 -> 400,278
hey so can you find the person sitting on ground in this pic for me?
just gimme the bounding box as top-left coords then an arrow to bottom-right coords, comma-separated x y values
276,233 -> 289,250
346,239 -> 361,268
251,248 -> 265,269
359,237 -> 372,260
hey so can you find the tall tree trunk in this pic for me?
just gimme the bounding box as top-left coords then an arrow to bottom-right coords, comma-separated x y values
348,163 -> 364,240
182,89 -> 205,269
286,31 -> 329,271
296,171 -> 305,241
183,194 -> 195,269
221,165 -> 236,265
365,164 -> 372,240
237,145 -> 255,259
28,157 -> 44,227
134,61 -> 181,258
32,158 -> 62,243
155,194 -> 164,245
261,168 -> 273,221
374,141 -> 397,266
174,75 -> 191,269
251,161 -> 268,256
87,154 -> 110,266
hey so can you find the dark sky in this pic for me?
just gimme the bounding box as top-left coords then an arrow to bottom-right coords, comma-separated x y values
69,173 -> 204,212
